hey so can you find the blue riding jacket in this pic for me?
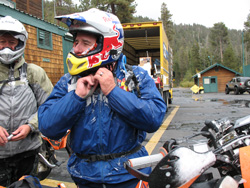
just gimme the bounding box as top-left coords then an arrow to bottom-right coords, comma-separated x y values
38,57 -> 166,185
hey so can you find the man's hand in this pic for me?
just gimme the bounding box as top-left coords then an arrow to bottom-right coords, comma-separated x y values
75,74 -> 99,98
0,126 -> 9,146
94,67 -> 116,96
11,124 -> 31,141
0,124 -> 31,146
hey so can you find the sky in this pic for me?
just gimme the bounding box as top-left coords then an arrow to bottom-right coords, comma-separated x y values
134,0 -> 250,30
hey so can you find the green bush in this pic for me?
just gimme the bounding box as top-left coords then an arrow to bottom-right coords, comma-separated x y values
180,81 -> 194,88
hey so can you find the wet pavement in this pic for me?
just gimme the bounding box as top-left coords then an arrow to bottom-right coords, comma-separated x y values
168,87 -> 250,131
42,87 -> 250,187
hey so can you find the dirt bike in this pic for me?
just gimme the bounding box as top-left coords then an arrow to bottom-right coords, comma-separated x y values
37,130 -> 71,181
125,115 -> 250,188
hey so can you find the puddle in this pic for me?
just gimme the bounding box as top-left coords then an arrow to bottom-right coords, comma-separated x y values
232,100 -> 250,108
168,123 -> 203,131
192,97 -> 250,108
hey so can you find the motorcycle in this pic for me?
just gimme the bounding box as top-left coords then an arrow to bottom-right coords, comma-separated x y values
37,130 -> 71,181
124,115 -> 250,188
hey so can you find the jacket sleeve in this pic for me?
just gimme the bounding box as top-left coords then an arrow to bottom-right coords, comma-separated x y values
27,64 -> 54,131
107,66 -> 166,133
38,75 -> 86,140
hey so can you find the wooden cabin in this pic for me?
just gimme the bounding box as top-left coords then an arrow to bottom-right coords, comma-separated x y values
192,63 -> 241,93
12,0 -> 43,19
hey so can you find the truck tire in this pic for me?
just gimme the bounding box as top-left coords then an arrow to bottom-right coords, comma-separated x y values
234,87 -> 239,95
163,91 -> 169,112
168,97 -> 172,104
225,87 -> 229,94
245,79 -> 250,87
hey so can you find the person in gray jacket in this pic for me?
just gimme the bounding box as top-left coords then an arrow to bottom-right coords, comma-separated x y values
0,16 -> 53,186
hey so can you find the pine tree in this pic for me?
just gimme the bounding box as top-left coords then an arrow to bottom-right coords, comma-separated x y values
224,43 -> 238,71
190,42 -> 201,74
209,22 -> 229,63
78,0 -> 136,23
244,13 -> 250,51
160,3 -> 174,43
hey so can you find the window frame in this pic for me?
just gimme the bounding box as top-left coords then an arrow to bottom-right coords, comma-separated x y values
37,28 -> 53,50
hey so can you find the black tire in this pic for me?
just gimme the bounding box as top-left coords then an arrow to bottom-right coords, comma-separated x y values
37,164 -> 52,181
163,91 -> 169,112
245,79 -> 250,87
168,92 -> 172,104
225,87 -> 229,94
163,139 -> 177,153
168,98 -> 172,104
234,87 -> 239,95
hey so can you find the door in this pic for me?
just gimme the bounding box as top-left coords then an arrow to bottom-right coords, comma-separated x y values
203,76 -> 218,93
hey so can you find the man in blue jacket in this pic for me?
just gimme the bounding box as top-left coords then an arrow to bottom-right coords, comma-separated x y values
38,8 -> 166,188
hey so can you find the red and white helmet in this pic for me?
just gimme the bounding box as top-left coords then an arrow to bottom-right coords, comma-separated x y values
55,8 -> 124,76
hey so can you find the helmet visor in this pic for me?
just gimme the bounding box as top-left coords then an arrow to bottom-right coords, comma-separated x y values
0,31 -> 25,51
0,31 -> 26,42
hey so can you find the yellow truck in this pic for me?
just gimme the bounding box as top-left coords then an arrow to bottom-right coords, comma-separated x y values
122,21 -> 174,107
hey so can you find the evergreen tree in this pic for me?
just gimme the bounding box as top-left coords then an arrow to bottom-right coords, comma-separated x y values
44,0 -> 55,23
176,46 -> 189,81
78,0 -> 136,23
200,48 -> 212,69
44,0 -> 80,25
160,3 -> 174,43
224,43 -> 238,71
190,42 -> 201,73
244,13 -> 250,53
132,15 -> 154,23
209,22 -> 229,64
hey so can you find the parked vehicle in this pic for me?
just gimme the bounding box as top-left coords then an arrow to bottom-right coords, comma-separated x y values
125,115 -> 250,188
122,21 -> 174,108
225,76 -> 250,95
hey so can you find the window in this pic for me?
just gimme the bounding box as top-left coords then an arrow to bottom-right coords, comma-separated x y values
37,28 -> 53,50
211,78 -> 216,83
204,78 -> 210,84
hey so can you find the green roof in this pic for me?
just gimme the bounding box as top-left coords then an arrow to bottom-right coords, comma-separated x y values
192,63 -> 242,78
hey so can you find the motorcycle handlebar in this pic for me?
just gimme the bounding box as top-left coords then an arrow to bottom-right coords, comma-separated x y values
38,153 -> 57,168
125,147 -> 167,169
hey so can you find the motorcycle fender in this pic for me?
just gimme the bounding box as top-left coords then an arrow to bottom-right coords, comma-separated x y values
239,145 -> 250,188
179,175 -> 200,188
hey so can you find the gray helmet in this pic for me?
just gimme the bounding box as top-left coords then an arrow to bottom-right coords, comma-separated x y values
0,16 -> 28,64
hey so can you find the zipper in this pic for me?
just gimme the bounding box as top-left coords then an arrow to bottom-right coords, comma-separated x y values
9,64 -> 16,155
98,94 -> 105,182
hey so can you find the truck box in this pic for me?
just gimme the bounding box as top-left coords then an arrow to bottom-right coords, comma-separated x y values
122,21 -> 174,108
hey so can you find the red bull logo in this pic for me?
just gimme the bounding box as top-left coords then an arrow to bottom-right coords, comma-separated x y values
87,24 -> 123,68
117,78 -> 129,91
